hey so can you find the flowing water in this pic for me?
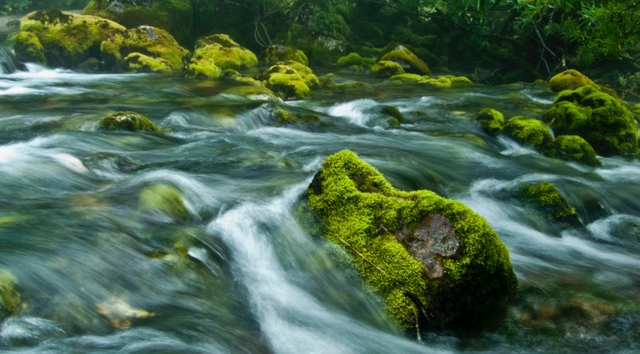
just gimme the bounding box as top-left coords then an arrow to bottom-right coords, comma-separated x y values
1,63 -> 640,354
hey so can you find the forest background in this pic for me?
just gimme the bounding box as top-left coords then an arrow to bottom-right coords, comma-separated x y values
2,0 -> 640,97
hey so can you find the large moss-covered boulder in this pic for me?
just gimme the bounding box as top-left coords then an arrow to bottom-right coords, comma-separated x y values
371,60 -> 405,78
261,61 -> 320,100
335,52 -> 375,72
14,10 -> 125,68
504,116 -> 553,150
187,34 -> 257,78
0,268 -> 22,320
543,85 -> 639,156
380,45 -> 430,75
99,111 -> 161,132
476,108 -> 505,135
264,44 -> 308,66
549,69 -> 596,92
307,150 -> 518,330
83,0 -> 193,45
100,25 -> 189,74
543,135 -> 601,166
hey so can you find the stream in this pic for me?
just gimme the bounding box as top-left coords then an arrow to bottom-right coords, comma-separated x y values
1,60 -> 639,353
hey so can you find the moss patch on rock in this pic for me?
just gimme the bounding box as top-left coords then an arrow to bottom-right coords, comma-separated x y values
16,10 -> 125,68
543,135 -> 601,166
518,182 -> 580,227
371,60 -> 405,77
476,108 -> 505,135
138,183 -> 190,222
124,52 -> 173,74
261,61 -> 320,100
307,150 -> 517,330
504,116 -> 553,150
99,111 -> 161,132
336,52 -> 375,71
543,85 -> 639,156
100,25 -> 190,74
0,268 -> 22,320
264,44 -> 309,65
188,34 -> 258,74
549,69 -> 596,92
380,45 -> 430,75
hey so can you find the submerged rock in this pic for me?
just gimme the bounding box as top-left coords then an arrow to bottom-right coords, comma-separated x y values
503,116 -> 553,150
306,150 -> 517,330
99,111 -> 160,132
517,182 -> 581,227
101,25 -> 190,74
261,61 -> 320,100
543,135 -> 600,166
187,34 -> 257,79
13,10 -> 125,68
543,85 -> 639,156
0,268 -> 22,320
380,45 -> 430,75
264,44 -> 308,66
138,183 -> 190,222
476,108 -> 505,135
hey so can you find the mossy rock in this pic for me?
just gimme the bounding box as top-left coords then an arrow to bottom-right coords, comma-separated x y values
504,116 -> 553,150
273,107 -> 319,126
371,60 -> 405,78
0,268 -> 22,320
389,74 -> 472,89
380,105 -> 404,124
264,44 -> 308,65
100,25 -> 190,75
261,61 -> 319,100
307,150 -> 518,330
188,34 -> 258,74
380,45 -> 430,75
543,135 -> 601,166
11,31 -> 47,65
138,183 -> 190,222
549,69 -> 596,92
543,85 -> 639,156
124,52 -> 173,74
83,0 -> 194,45
517,182 -> 580,227
99,111 -> 160,132
335,52 -> 375,71
16,10 -> 125,68
476,108 -> 505,135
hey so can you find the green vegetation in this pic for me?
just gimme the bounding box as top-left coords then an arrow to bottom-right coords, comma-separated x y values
307,150 -> 517,330
543,135 -> 601,166
503,116 -> 553,150
518,182 -> 580,227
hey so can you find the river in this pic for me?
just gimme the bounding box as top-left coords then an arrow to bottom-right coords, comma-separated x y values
1,61 -> 639,353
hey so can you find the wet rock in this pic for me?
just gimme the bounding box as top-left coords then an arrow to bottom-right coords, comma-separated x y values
335,52 -> 375,72
503,116 -> 553,150
476,108 -> 505,135
517,182 -> 581,227
260,61 -> 320,100
272,107 -> 319,126
264,44 -> 308,65
96,296 -> 154,329
13,10 -> 125,68
138,183 -> 190,222
187,34 -> 257,79
379,45 -> 430,75
99,111 -> 161,132
371,60 -> 405,78
543,135 -> 601,166
0,269 -> 22,320
306,150 -> 517,330
389,74 -> 472,88
83,152 -> 143,174
549,69 -> 596,92
543,85 -> 639,156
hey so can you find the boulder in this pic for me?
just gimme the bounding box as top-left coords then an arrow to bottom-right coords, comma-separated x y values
503,116 -> 553,150
99,111 -> 161,132
371,60 -> 405,78
389,74 -> 472,88
0,268 -> 21,320
543,85 -> 639,156
476,108 -> 505,135
335,52 -> 375,72
549,69 -> 596,92
307,150 -> 518,330
380,45 -> 430,75
261,61 -> 320,100
543,135 -> 600,166
101,25 -> 190,74
138,183 -> 190,222
187,34 -> 257,78
517,182 -> 581,227
264,44 -> 308,65
13,10 -> 125,68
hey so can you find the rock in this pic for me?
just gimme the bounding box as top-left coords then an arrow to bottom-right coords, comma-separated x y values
99,111 -> 161,132
503,116 -> 553,150
138,183 -> 190,222
371,60 -> 405,77
476,108 -> 505,135
543,135 -> 601,166
272,107 -> 319,126
380,45 -> 430,75
335,52 -> 375,72
389,74 -> 471,88
13,10 -> 125,68
517,182 -> 581,227
0,269 -> 22,320
82,0 -> 194,45
549,69 -> 596,92
96,296 -> 154,329
261,61 -> 320,100
543,85 -> 639,156
187,34 -> 257,78
306,150 -> 517,330
264,44 -> 308,65
101,25 -> 190,74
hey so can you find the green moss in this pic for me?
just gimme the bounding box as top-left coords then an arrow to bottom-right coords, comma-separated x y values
264,45 -> 309,65
189,34 -> 258,72
519,182 -> 580,226
380,45 -> 430,75
371,60 -> 405,78
336,52 -> 375,71
389,74 -> 471,89
261,62 -> 319,100
272,107 -> 319,126
18,10 -> 125,69
100,26 -> 190,75
307,150 -> 517,330
0,268 -> 21,319
543,135 -> 601,166
99,111 -> 161,132
380,106 -> 404,123
11,31 -> 47,65
186,55 -> 222,79
504,116 -> 553,150
549,69 -> 595,92
476,108 -> 505,135
124,52 -> 173,73
543,85 -> 639,156
138,184 -> 190,222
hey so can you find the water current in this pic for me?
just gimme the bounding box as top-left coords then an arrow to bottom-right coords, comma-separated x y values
1,62 -> 639,354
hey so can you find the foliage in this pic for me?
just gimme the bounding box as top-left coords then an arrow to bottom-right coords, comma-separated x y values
2,0 -> 90,14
